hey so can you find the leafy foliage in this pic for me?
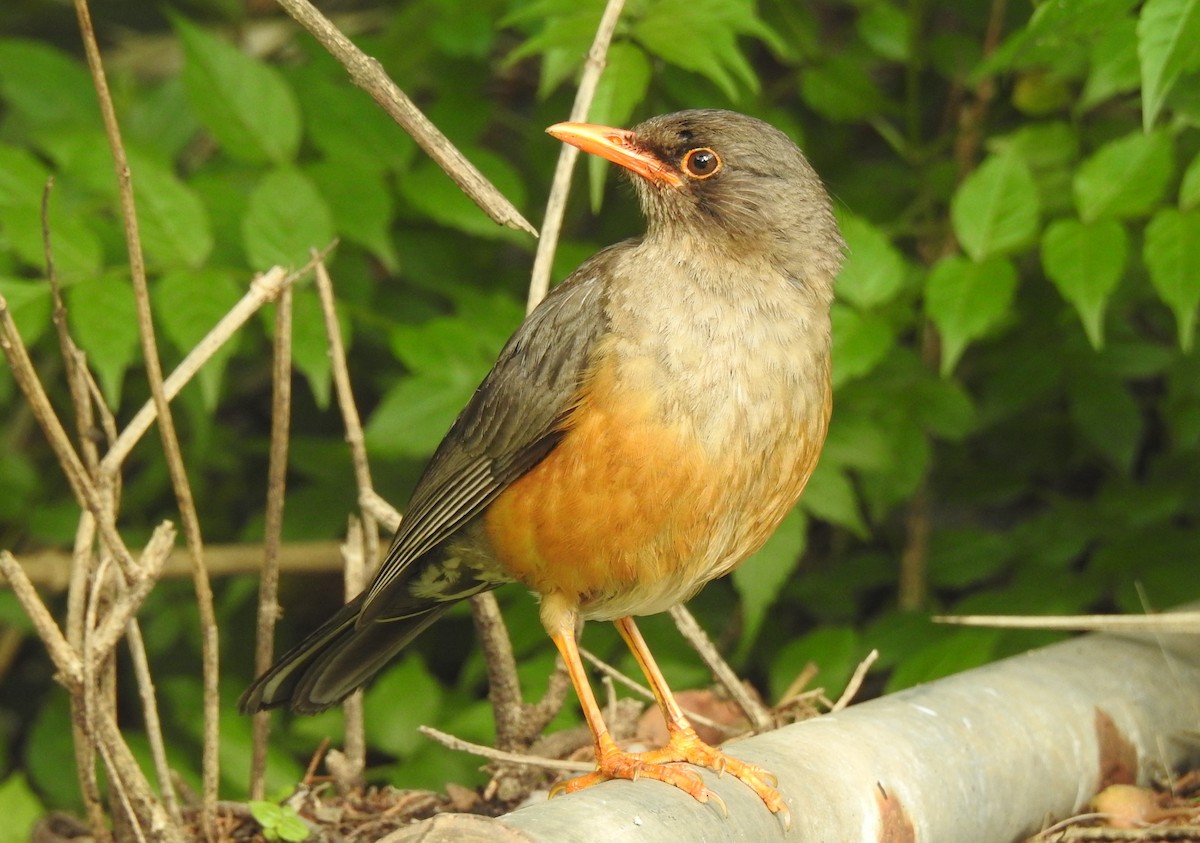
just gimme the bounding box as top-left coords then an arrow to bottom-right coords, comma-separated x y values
1,0 -> 1199,824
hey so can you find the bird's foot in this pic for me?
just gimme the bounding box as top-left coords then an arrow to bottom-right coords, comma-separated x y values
550,728 -> 789,829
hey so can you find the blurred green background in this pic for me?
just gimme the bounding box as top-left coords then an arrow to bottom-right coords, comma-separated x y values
1,0 -> 1199,834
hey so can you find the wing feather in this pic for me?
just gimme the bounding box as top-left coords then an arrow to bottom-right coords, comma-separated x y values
359,246 -> 623,619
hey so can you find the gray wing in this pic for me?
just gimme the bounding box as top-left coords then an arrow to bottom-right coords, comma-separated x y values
358,245 -> 624,621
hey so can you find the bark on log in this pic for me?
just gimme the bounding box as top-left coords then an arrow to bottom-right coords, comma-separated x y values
387,627 -> 1200,842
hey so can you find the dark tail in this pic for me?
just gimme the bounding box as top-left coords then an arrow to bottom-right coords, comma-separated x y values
238,595 -> 451,714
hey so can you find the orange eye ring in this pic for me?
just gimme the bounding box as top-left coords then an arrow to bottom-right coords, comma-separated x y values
681,147 -> 721,179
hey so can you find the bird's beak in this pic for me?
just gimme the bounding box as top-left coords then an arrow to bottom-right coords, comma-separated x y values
547,122 -> 684,187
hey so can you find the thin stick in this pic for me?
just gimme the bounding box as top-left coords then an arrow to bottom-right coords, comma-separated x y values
100,264 -> 297,477
526,0 -> 628,310
669,604 -> 772,732
831,649 -> 878,713
935,612 -> 1200,634
420,726 -> 593,773
0,295 -> 138,578
88,523 -> 177,661
359,488 -> 400,531
250,285 -> 294,800
125,619 -> 182,824
274,0 -> 535,237
313,259 -> 370,780
0,552 -> 82,686
338,519 -> 366,784
73,2 -> 220,831
578,648 -> 733,737
470,594 -> 529,751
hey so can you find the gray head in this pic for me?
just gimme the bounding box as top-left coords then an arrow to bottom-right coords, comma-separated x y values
549,109 -> 844,296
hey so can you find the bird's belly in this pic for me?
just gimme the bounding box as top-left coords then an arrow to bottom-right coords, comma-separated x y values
482,352 -> 827,620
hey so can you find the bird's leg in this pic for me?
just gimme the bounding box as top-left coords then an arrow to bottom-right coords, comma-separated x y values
546,615 -> 721,809
613,616 -> 791,828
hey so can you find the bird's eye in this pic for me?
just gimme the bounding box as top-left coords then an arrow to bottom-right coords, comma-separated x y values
681,147 -> 721,179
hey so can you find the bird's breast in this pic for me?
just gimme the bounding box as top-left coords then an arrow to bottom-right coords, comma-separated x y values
483,262 -> 832,620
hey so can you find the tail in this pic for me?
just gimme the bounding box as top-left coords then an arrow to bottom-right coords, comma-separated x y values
238,595 -> 452,714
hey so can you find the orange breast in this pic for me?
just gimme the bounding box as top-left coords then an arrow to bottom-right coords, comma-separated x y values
483,361 -> 711,609
482,352 -> 828,619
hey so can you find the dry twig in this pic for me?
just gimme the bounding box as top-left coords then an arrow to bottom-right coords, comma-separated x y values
669,604 -> 773,732
526,0 -> 629,309
274,0 -> 536,237
73,1 -> 220,829
419,726 -> 594,773
250,284 -> 294,800
314,257 -> 374,781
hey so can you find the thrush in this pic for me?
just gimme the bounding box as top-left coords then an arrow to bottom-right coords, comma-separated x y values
241,109 -> 844,826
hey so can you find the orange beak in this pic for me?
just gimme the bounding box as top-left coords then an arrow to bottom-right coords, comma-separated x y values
547,122 -> 683,187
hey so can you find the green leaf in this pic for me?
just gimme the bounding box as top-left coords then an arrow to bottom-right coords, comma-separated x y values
154,270 -> 244,408
1082,17 -> 1140,107
242,168 -> 335,270
175,17 -> 301,164
0,774 -> 42,843
801,55 -> 890,122
0,199 -> 103,281
365,304 -> 514,458
296,71 -> 415,173
0,143 -> 50,206
886,628 -> 1001,692
769,625 -> 862,703
633,0 -> 781,100
285,286 -> 349,409
733,508 -> 806,652
835,213 -> 907,309
364,655 -> 443,757
130,152 -> 213,270
1138,0 -> 1200,129
1073,129 -> 1174,222
924,255 -> 1019,374
0,278 -> 52,347
1143,208 -> 1200,350
857,2 -> 911,61
1180,151 -> 1200,210
951,150 -> 1040,261
586,42 -> 652,212
928,528 -> 1014,588
1068,364 -> 1143,471
67,273 -> 140,406
1040,217 -> 1128,348
800,461 -> 866,535
399,150 -> 527,241
830,304 -> 895,387
308,157 -> 399,271
0,39 -> 100,136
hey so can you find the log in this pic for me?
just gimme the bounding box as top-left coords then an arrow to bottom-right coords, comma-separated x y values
386,626 -> 1200,842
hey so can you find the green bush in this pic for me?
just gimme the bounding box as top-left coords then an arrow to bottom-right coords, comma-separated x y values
0,0 -> 1197,821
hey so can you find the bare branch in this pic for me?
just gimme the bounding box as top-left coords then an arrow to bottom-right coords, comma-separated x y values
73,0 -> 220,828
89,522 -> 177,662
527,0 -> 629,310
250,285 -> 293,800
830,649 -> 878,713
0,294 -> 138,578
668,604 -> 772,732
420,726 -> 593,773
313,258 -> 372,781
0,552 -> 82,686
100,265 -> 298,476
274,0 -> 536,237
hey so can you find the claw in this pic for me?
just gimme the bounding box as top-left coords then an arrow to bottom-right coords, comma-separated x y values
705,789 -> 729,819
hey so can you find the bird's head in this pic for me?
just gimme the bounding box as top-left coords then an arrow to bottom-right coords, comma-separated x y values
548,109 -> 844,297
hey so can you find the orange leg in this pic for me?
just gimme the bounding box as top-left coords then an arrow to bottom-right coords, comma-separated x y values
550,616 -> 790,829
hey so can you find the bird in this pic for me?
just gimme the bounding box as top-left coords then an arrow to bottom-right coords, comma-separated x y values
240,109 -> 844,826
